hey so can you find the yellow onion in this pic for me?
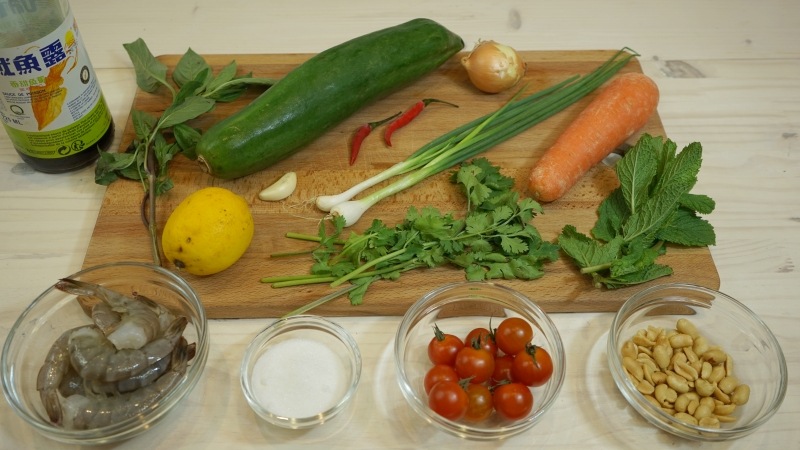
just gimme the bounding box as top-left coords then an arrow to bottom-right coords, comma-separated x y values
461,40 -> 526,94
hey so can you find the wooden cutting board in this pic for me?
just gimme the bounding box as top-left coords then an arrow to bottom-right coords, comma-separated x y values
82,50 -> 720,319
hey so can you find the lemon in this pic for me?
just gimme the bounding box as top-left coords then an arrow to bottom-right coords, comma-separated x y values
162,187 -> 254,276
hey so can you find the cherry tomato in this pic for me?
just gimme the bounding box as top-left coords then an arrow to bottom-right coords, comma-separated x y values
491,354 -> 515,385
464,383 -> 494,423
464,327 -> 497,357
427,323 -> 464,366
512,344 -> 554,387
424,364 -> 460,395
454,343 -> 495,384
493,382 -> 534,421
495,317 -> 533,356
428,380 -> 469,421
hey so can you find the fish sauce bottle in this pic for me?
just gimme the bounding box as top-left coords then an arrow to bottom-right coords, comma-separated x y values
0,0 -> 114,173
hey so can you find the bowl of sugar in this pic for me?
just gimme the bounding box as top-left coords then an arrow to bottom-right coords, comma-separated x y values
240,315 -> 362,429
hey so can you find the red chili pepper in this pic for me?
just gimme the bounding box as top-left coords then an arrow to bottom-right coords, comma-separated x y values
349,111 -> 401,165
384,98 -> 458,147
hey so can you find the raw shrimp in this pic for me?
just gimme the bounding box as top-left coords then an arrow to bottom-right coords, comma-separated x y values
60,339 -> 192,430
68,315 -> 188,382
56,278 -> 175,350
87,338 -> 196,395
90,301 -> 121,335
37,329 -> 74,424
58,365 -> 85,398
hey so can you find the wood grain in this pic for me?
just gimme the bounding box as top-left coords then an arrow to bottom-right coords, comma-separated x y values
82,50 -> 720,318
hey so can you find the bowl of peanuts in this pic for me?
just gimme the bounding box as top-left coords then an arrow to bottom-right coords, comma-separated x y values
1,261 -> 209,445
608,283 -> 787,441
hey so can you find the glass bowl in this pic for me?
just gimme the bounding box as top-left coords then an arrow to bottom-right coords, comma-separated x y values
394,282 -> 565,440
1,261 -> 209,445
240,315 -> 362,429
608,283 -> 787,441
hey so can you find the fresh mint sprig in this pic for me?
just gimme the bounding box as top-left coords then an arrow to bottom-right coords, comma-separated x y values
558,134 -> 716,289
94,38 -> 276,264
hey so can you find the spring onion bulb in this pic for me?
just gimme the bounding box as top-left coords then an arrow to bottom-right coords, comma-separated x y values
321,48 -> 639,227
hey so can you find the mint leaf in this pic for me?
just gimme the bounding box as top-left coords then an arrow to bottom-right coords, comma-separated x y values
679,192 -> 715,215
657,208 -> 716,246
591,189 -> 627,242
601,264 -> 673,289
616,134 -> 659,213
558,225 -> 623,269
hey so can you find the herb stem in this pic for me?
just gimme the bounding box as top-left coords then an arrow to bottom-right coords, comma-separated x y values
329,247 -> 407,287
280,284 -> 360,319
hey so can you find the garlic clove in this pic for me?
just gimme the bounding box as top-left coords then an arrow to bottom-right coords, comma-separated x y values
258,172 -> 297,201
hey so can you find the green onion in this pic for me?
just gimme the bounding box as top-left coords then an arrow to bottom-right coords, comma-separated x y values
318,48 -> 638,226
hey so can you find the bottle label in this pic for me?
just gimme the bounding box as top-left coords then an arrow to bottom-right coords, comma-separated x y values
0,9 -> 112,159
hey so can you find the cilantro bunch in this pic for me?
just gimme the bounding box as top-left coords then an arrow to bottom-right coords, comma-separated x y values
558,134 -> 716,289
263,158 -> 558,308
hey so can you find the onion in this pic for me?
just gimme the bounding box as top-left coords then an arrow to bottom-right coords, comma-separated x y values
461,40 -> 527,94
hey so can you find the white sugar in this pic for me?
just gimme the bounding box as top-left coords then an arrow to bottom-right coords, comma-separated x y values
250,336 -> 349,418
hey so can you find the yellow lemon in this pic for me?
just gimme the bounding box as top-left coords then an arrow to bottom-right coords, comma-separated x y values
162,187 -> 254,276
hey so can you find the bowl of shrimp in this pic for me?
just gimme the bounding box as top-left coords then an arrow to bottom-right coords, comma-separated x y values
1,261 -> 209,445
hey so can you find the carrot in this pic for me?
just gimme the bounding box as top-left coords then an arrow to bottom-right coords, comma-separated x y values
527,72 -> 660,202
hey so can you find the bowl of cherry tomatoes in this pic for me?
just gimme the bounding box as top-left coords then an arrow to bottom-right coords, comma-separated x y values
394,282 -> 565,440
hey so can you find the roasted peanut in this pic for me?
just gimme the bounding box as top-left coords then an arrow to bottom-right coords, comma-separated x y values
623,356 -> 644,382
693,403 -> 714,420
669,333 -> 694,349
622,340 -> 638,359
693,335 -> 710,355
699,416 -> 721,428
716,414 -> 737,423
725,354 -> 734,376
675,360 -> 699,381
731,384 -> 750,405
707,365 -> 726,384
683,346 -> 700,364
637,379 -> 655,395
674,412 -> 699,426
718,376 -> 738,394
667,373 -> 690,394
713,386 -> 731,404
676,318 -> 700,338
702,348 -> 727,365
714,403 -> 736,416
695,378 -> 715,397
700,361 -> 712,379
687,399 -> 700,416
633,334 -> 656,347
653,343 -> 672,370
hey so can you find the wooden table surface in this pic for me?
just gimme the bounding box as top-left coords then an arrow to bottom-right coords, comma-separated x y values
1,1 -> 798,448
